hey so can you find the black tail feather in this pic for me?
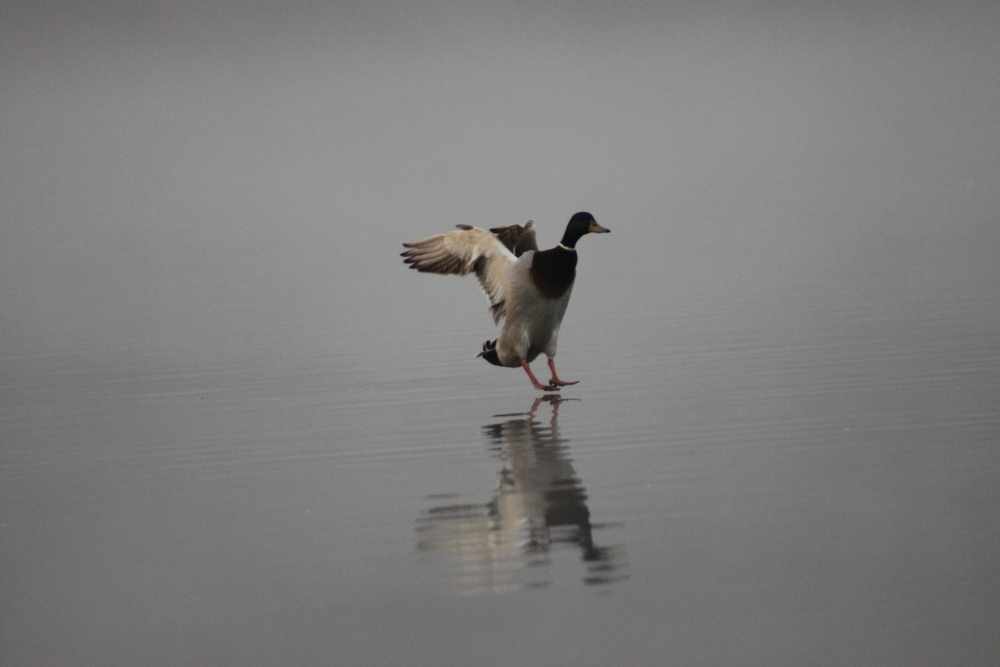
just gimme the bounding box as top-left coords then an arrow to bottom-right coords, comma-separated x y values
478,339 -> 502,366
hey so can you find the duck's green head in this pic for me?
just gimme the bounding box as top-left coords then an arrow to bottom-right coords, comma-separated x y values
560,212 -> 610,248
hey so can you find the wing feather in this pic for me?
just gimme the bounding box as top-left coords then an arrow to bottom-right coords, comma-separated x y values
489,221 -> 538,257
402,225 -> 517,324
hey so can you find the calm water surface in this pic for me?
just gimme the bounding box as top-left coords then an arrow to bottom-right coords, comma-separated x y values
3,253 -> 998,665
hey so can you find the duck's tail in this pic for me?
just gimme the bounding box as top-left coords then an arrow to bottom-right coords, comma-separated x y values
476,339 -> 502,366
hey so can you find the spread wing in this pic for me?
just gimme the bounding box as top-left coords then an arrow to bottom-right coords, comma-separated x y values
489,220 -> 538,257
402,225 -> 518,324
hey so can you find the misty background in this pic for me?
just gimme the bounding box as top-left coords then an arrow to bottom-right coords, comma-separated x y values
4,2 -> 1000,665
3,1 -> 997,366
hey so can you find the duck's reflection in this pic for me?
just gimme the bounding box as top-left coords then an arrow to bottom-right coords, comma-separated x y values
416,396 -> 626,594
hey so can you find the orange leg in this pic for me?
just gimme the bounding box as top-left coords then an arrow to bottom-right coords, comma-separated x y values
547,357 -> 579,387
521,360 -> 558,392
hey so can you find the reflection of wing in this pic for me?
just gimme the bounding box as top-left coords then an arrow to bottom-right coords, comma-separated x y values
415,502 -> 526,596
489,221 -> 538,257
402,225 -> 516,324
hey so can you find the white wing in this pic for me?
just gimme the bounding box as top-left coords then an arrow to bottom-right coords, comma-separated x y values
402,225 -> 518,324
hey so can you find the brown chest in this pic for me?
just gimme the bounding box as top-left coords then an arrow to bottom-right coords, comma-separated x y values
529,249 -> 577,299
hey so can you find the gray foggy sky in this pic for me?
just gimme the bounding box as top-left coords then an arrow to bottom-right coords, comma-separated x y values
2,1 -> 998,361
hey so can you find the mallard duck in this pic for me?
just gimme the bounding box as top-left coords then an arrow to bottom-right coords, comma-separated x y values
401,212 -> 609,391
